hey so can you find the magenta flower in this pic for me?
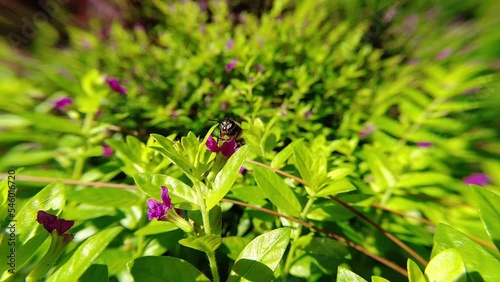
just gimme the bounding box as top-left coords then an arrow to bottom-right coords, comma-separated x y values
147,186 -> 173,221
225,59 -> 238,72
417,141 -> 433,148
102,144 -> 113,157
37,211 -> 74,235
226,39 -> 234,50
463,173 -> 490,186
105,77 -> 127,95
239,166 -> 246,174
206,136 -> 238,158
360,124 -> 375,138
53,97 -> 73,111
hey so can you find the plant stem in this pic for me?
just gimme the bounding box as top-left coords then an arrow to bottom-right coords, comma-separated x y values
72,112 -> 95,179
282,197 -> 316,276
207,251 -> 220,282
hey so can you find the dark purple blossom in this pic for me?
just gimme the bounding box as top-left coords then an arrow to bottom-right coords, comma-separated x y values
206,136 -> 238,158
37,211 -> 74,235
225,59 -> 238,72
239,166 -> 246,174
360,124 -> 375,138
53,97 -> 73,111
463,173 -> 490,186
102,144 -> 113,157
105,77 -> 127,95
147,186 -> 173,221
220,102 -> 229,110
417,141 -> 433,148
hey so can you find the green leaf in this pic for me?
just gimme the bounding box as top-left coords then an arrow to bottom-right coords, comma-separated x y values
371,277 -> 390,282
228,228 -> 291,282
134,221 -> 179,236
271,141 -> 295,168
425,248 -> 466,282
67,188 -> 141,207
20,113 -> 82,135
16,181 -> 66,243
337,266 -> 367,282
293,140 -> 314,187
150,134 -> 194,179
134,173 -> 199,210
128,256 -> 210,282
472,185 -> 500,249
407,259 -> 426,282
79,264 -> 109,282
47,226 -> 123,282
207,146 -> 249,210
253,166 -> 302,217
432,224 -> 500,282
397,172 -> 452,188
179,235 -> 222,253
315,179 -> 356,197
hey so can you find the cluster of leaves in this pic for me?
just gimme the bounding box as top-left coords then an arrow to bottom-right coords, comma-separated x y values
0,0 -> 499,281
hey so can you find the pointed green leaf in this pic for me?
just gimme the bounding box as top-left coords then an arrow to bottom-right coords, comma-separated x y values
472,185 -> 500,249
315,179 -> 356,197
79,264 -> 109,282
293,140 -> 314,187
425,248 -> 466,282
150,134 -> 194,178
228,228 -> 291,282
128,256 -> 210,282
47,226 -> 123,282
179,235 -> 222,253
16,181 -> 66,243
407,259 -> 426,282
207,146 -> 249,210
134,173 -> 199,210
337,266 -> 367,282
253,166 -> 302,217
432,224 -> 500,282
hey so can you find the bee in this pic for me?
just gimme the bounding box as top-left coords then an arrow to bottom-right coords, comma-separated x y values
219,118 -> 245,147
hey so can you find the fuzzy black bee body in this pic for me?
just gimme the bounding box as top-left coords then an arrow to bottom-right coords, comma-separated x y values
219,118 -> 245,147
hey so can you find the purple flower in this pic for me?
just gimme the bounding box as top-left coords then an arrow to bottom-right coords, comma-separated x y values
37,211 -> 74,235
359,124 -> 375,138
226,39 -> 234,50
206,136 -> 238,158
304,110 -> 313,120
239,166 -> 246,174
255,64 -> 265,73
225,59 -> 238,72
171,110 -> 179,119
435,48 -> 453,61
417,141 -> 433,148
383,8 -> 397,23
105,77 -> 127,95
220,102 -> 229,110
408,58 -> 420,65
463,173 -> 490,186
53,97 -> 73,111
102,144 -> 113,157
147,186 -> 173,221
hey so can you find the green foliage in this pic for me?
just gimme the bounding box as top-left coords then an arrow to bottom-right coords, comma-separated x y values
0,0 -> 499,281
